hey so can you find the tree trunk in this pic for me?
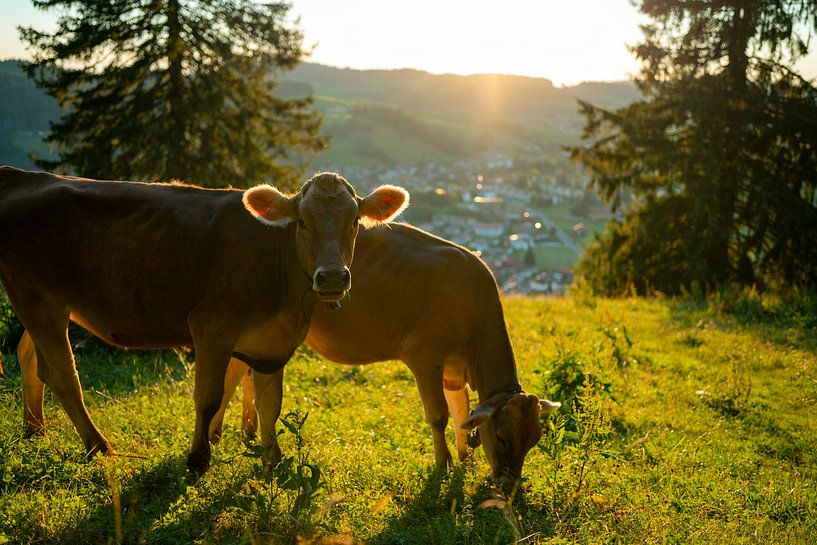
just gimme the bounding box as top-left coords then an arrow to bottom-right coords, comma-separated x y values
710,0 -> 753,285
166,0 -> 186,181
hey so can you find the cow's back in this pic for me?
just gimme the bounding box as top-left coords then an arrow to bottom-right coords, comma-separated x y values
307,223 -> 499,365
0,167 -> 290,348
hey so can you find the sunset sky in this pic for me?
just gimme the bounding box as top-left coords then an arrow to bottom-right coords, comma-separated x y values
2,0 -> 816,87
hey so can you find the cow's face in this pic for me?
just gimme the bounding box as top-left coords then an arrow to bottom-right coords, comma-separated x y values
462,391 -> 560,484
243,172 -> 408,302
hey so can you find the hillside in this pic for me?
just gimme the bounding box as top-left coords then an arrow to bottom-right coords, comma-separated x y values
0,60 -> 59,168
0,293 -> 815,543
290,63 -> 638,122
0,60 -> 639,169
286,63 -> 639,168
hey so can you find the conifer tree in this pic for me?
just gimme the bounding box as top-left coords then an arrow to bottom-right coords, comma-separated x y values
571,1 -> 817,293
20,0 -> 324,188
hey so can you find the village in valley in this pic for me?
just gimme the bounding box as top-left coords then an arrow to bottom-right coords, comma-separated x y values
325,154 -> 610,295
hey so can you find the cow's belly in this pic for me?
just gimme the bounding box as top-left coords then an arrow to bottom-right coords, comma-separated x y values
308,322 -> 469,390
306,310 -> 403,365
70,309 -> 192,348
306,331 -> 393,365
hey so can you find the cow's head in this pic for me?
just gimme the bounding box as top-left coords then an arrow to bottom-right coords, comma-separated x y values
243,172 -> 408,302
462,390 -> 560,483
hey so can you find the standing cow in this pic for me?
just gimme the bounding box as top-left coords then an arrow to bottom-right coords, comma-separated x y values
213,223 -> 560,481
0,167 -> 408,473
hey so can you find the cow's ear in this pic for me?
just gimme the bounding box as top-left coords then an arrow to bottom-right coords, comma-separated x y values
243,185 -> 298,226
461,402 -> 498,430
358,185 -> 409,227
538,398 -> 561,415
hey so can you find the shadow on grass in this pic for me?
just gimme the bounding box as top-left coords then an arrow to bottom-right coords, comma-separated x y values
367,464 -> 468,545
666,297 -> 817,352
367,464 -> 554,545
48,456 -> 203,545
665,299 -> 814,469
0,323 -> 190,402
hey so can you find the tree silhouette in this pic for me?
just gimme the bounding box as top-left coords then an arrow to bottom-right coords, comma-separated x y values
20,0 -> 325,188
571,0 -> 817,293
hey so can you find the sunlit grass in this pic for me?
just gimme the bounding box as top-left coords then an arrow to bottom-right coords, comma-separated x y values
0,295 -> 815,544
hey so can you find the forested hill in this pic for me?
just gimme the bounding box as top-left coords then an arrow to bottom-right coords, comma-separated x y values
0,60 -> 59,132
0,60 -> 60,167
0,60 -> 639,168
285,63 -> 639,167
287,62 -> 638,122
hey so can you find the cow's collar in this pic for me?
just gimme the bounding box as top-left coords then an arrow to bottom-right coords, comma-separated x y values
483,382 -> 523,402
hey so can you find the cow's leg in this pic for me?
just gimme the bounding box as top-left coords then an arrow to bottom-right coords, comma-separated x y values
241,367 -> 258,438
18,330 -> 46,435
407,361 -> 452,469
25,313 -> 111,455
253,368 -> 284,464
208,357 -> 247,444
444,386 -> 471,461
187,340 -> 233,475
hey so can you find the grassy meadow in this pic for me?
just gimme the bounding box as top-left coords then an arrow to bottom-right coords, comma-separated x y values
0,293 -> 815,544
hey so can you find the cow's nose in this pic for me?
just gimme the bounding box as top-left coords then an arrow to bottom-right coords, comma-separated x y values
313,266 -> 351,294
494,469 -> 518,493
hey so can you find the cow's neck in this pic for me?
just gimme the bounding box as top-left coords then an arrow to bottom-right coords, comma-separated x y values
282,243 -> 316,319
257,222 -> 315,321
238,228 -> 316,362
468,303 -> 521,403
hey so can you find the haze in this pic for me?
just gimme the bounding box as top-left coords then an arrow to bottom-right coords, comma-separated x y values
1,0 -> 816,86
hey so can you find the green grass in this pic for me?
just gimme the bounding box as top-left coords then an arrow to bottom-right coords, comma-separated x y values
531,246 -> 579,269
543,201 -> 610,248
1,295 -> 815,544
308,92 -> 573,168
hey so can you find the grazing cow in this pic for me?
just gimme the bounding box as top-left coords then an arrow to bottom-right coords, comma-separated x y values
213,223 -> 560,481
0,166 -> 408,473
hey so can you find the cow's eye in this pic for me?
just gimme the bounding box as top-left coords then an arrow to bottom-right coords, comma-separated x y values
297,218 -> 307,230
353,217 -> 360,228
496,435 -> 508,450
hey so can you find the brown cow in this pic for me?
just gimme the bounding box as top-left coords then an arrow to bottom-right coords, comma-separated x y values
0,166 -> 408,473
213,223 -> 560,482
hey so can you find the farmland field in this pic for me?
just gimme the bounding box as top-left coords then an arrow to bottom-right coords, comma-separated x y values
0,294 -> 815,544
531,246 -> 579,270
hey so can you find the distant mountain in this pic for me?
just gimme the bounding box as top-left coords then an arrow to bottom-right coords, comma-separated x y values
0,60 -> 60,168
0,60 -> 60,132
0,60 -> 639,169
291,63 -> 637,121
284,63 -> 640,168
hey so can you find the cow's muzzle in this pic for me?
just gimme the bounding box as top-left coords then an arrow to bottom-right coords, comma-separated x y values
313,266 -> 351,302
493,467 -> 520,492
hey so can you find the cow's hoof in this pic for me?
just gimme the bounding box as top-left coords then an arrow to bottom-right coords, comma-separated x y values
85,439 -> 112,457
262,443 -> 282,470
241,417 -> 257,439
186,451 -> 210,476
434,456 -> 453,472
24,423 -> 46,438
